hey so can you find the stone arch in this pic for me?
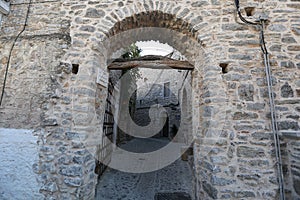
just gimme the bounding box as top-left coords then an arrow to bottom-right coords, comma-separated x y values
96,10 -> 227,198
85,1 -> 208,40
107,10 -> 200,39
41,4 -> 229,199
100,12 -> 206,168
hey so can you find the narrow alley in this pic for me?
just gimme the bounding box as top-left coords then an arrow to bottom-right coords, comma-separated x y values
95,138 -> 194,200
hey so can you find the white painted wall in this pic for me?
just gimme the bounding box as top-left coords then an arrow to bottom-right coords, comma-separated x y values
0,128 -> 42,200
0,0 -> 10,15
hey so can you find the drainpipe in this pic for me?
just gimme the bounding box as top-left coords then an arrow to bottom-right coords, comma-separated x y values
260,20 -> 285,200
233,1 -> 285,199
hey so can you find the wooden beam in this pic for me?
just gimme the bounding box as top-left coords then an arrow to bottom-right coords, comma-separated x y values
108,55 -> 194,70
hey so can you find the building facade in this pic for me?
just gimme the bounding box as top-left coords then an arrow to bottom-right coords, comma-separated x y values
134,68 -> 192,142
0,0 -> 299,199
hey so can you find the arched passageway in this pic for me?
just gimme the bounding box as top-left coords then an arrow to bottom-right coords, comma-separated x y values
95,52 -> 195,199
83,10 -> 210,199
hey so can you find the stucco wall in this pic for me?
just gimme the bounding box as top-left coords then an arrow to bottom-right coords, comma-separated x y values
0,128 -> 42,200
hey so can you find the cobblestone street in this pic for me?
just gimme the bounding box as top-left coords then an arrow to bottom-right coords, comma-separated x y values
95,138 -> 195,200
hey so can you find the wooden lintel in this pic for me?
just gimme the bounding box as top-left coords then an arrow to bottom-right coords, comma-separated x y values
108,55 -> 194,70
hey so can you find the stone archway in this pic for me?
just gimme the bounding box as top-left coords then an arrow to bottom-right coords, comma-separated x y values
39,5 -> 228,199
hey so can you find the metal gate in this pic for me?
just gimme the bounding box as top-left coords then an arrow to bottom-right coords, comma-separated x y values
95,78 -> 115,176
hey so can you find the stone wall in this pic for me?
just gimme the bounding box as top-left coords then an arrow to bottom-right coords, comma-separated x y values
0,37 -> 70,129
281,134 -> 300,199
0,0 -> 299,199
0,0 -> 70,129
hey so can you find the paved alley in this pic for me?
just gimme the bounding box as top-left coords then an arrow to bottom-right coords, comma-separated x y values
95,138 -> 195,200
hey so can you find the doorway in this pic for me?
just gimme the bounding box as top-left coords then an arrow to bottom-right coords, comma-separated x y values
95,41 -> 195,199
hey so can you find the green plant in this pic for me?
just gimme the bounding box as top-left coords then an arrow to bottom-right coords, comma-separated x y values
121,43 -> 142,81
122,43 -> 142,59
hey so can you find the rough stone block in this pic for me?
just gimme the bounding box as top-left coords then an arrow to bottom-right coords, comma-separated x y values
211,175 -> 235,186
85,8 -> 105,18
281,82 -> 294,97
42,119 -> 58,126
210,156 -> 228,164
287,115 -> 300,120
65,132 -> 79,140
202,161 -> 221,173
254,134 -> 272,144
270,45 -> 281,52
288,45 -> 300,51
282,37 -> 297,43
237,146 -> 265,158
247,103 -> 265,111
222,23 -> 247,31
40,182 -> 58,193
191,1 -> 209,7
79,25 -> 96,32
59,166 -> 83,177
281,61 -> 295,68
233,112 -> 258,120
229,54 -> 252,60
237,174 -> 261,181
232,191 -> 255,198
248,159 -> 269,167
58,155 -> 72,165
234,124 -> 263,131
278,121 -> 299,130
268,24 -> 287,32
202,181 -> 218,199
64,177 -> 83,187
238,84 -> 254,101
191,16 -> 203,25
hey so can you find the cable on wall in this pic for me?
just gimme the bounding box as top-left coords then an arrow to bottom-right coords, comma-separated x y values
0,0 -> 32,107
233,1 -> 285,200
234,0 -> 259,26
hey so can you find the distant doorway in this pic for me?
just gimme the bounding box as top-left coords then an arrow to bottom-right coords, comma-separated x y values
162,115 -> 169,138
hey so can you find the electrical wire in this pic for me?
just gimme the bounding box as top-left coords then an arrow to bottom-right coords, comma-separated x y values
234,1 -> 285,200
10,0 -> 59,5
234,0 -> 259,26
0,0 -> 32,106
